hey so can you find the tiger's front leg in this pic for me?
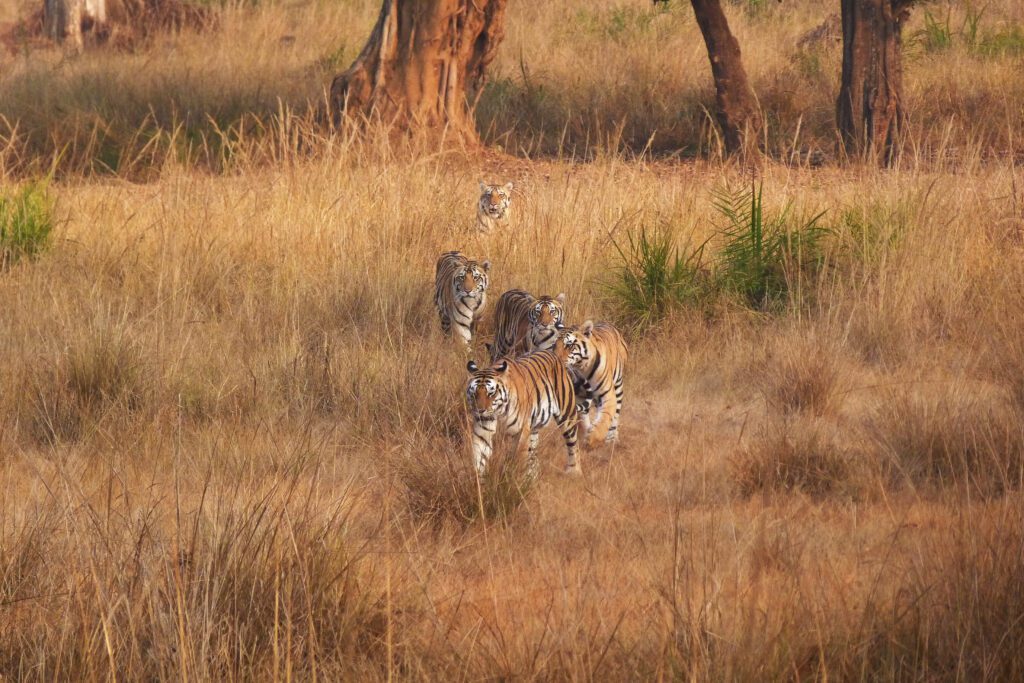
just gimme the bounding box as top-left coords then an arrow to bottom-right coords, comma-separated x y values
560,414 -> 581,475
606,378 -> 624,444
471,416 -> 496,476
525,432 -> 540,483
455,321 -> 473,348
512,428 -> 536,481
573,375 -> 595,433
585,396 -> 612,450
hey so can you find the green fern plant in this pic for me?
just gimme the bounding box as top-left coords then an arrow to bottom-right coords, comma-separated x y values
605,224 -> 707,330
1,182 -> 54,269
712,182 -> 827,310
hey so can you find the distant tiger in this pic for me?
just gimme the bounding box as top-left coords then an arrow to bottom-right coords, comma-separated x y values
488,288 -> 566,362
556,321 -> 628,448
434,251 -> 490,347
477,181 -> 513,233
466,345 -> 581,479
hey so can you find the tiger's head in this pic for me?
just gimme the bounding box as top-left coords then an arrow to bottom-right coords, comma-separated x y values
453,259 -> 490,297
529,293 -> 566,334
478,181 -> 513,221
466,360 -> 510,418
556,320 -> 596,370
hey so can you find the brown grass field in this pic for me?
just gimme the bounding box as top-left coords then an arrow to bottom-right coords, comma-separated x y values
2,0 -> 1024,680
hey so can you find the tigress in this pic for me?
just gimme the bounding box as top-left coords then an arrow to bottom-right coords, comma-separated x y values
477,181 -> 513,233
434,251 -> 490,347
465,345 -> 581,479
556,321 -> 628,449
488,288 -> 566,362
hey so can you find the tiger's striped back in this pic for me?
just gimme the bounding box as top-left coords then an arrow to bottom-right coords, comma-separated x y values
434,251 -> 490,347
489,288 -> 566,362
466,347 -> 581,478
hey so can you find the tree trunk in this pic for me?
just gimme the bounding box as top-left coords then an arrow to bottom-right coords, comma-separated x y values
836,0 -> 914,162
44,0 -> 83,49
44,0 -> 106,49
329,0 -> 509,143
690,0 -> 761,157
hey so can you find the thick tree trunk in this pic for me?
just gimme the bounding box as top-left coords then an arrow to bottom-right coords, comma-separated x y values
837,0 -> 914,162
330,0 -> 508,142
44,0 -> 106,49
690,0 -> 761,157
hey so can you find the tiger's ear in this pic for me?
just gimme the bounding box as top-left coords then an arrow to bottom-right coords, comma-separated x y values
495,360 -> 509,373
556,292 -> 566,305
478,180 -> 487,193
581,320 -> 595,337
467,360 -> 479,374
482,260 -> 491,272
502,181 -> 514,194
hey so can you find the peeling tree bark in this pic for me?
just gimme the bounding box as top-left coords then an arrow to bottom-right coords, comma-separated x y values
837,0 -> 915,162
690,0 -> 761,157
330,0 -> 508,143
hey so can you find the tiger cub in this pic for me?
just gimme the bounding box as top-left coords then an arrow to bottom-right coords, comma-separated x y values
466,346 -> 581,479
477,181 -> 513,233
556,321 -> 628,449
434,251 -> 490,347
488,288 -> 566,362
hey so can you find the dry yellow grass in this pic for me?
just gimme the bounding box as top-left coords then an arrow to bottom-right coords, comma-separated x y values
2,0 -> 1024,680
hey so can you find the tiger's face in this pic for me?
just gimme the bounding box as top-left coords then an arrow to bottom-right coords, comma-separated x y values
478,181 -> 513,220
466,360 -> 509,418
529,294 -> 566,332
556,321 -> 595,369
454,261 -> 490,296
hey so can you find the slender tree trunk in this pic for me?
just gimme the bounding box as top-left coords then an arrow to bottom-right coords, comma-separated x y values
836,0 -> 914,162
44,0 -> 83,49
44,0 -> 106,49
330,0 -> 508,143
690,0 -> 761,157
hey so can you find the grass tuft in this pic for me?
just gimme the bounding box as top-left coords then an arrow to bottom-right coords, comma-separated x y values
868,386 -> 1024,496
605,224 -> 706,330
732,418 -> 859,500
712,182 -> 827,311
0,182 -> 53,268
755,328 -> 845,417
397,446 -> 533,530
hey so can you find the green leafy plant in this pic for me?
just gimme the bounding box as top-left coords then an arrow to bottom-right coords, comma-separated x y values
606,224 -> 707,329
976,25 -> 1024,58
918,9 -> 954,52
912,4 -> 1023,59
0,182 -> 54,268
712,182 -> 827,310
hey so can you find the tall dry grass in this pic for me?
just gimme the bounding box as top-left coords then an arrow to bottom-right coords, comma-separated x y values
2,0 -> 1024,680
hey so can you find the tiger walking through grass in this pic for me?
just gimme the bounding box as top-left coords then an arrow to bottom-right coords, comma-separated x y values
488,288 -> 566,362
465,344 -> 581,480
434,251 -> 490,348
557,320 -> 628,449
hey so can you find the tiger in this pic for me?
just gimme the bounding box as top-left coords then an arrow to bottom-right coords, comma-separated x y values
476,181 -> 513,233
556,320 -> 628,449
434,251 -> 491,348
465,345 -> 581,480
488,288 -> 566,362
